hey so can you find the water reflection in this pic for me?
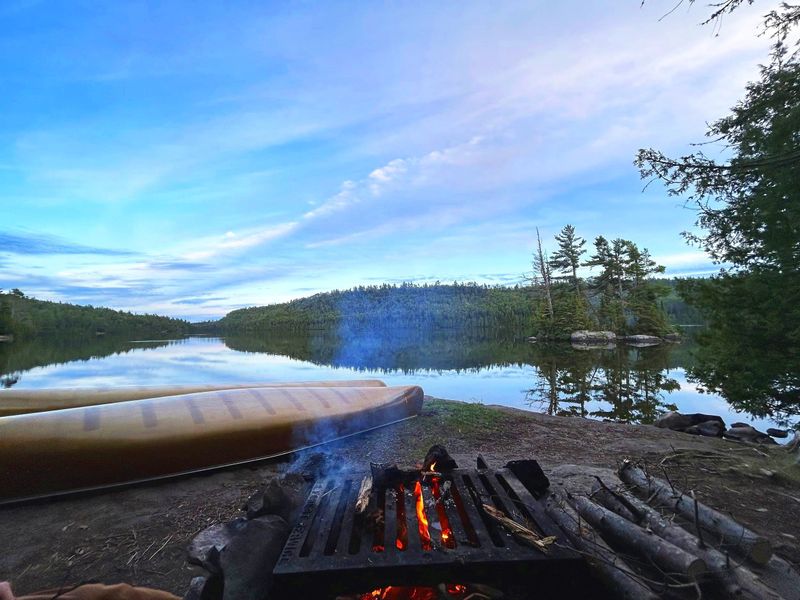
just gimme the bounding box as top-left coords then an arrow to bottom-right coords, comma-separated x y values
0,336 -> 174,388
225,330 -> 687,424
0,329 -> 788,430
526,344 -> 680,423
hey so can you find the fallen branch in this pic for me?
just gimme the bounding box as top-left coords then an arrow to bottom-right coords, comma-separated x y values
570,495 -> 707,580
619,461 -> 772,565
593,483 -> 783,600
544,493 -> 660,600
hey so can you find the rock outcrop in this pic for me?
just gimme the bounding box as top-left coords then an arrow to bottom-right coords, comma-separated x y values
570,330 -> 616,343
724,424 -> 778,445
654,412 -> 726,437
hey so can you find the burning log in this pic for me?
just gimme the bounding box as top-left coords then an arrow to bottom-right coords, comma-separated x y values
592,481 -> 783,600
570,495 -> 708,580
543,493 -> 660,600
355,475 -> 373,515
619,461 -> 772,565
481,504 -> 555,554
423,445 -> 458,472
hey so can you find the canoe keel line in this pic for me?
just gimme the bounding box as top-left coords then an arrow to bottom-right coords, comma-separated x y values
0,383 -> 424,504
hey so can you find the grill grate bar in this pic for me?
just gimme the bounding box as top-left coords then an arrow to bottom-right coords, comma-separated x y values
382,487 -> 398,552
438,479 -> 473,548
461,474 -> 505,547
335,481 -> 359,556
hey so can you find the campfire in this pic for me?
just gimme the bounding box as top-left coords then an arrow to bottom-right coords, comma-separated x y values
187,445 -> 800,600
271,445 -> 589,600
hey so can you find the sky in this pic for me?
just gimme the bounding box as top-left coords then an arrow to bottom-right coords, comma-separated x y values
0,1 -> 777,320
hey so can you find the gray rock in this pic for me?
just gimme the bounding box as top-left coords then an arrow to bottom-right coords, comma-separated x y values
654,411 -> 693,431
243,480 -> 295,522
220,515 -> 290,600
183,576 -> 222,600
767,428 -> 789,439
622,334 -> 663,347
684,420 -> 725,437
654,412 -> 726,433
570,330 -> 616,343
724,425 -> 777,445
187,518 -> 248,575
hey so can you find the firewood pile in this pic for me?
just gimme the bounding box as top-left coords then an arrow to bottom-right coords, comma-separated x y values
543,460 -> 800,600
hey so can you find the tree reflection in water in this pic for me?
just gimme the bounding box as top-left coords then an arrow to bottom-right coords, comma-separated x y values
525,343 -> 680,423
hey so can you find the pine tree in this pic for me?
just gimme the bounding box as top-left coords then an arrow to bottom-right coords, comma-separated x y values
549,224 -> 586,293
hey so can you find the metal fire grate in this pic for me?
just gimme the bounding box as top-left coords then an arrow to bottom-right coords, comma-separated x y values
271,465 -> 590,598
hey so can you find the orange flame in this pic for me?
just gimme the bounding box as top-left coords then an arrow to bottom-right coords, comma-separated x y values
431,477 -> 456,548
413,481 -> 432,550
359,585 -> 470,600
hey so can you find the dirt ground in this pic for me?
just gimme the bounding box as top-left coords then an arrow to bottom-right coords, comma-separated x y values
1,397 -> 798,597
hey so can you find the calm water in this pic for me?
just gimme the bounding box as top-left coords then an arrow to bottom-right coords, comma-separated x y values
0,331 -> 791,433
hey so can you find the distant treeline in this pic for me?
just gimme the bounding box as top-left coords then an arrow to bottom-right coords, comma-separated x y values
210,282 -> 535,334
0,289 -> 190,339
207,279 -> 705,336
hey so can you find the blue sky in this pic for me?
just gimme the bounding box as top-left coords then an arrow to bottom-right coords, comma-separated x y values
0,1 -> 774,320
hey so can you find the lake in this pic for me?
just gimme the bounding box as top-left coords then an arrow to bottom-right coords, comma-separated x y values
0,330 -> 792,434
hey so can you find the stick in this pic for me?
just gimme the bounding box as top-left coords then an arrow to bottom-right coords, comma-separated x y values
355,475 -> 372,514
481,504 -> 555,554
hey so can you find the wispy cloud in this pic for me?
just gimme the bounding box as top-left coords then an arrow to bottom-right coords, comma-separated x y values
0,231 -> 135,256
2,1 -> 774,317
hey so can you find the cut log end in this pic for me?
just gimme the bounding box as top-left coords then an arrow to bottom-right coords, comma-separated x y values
686,557 -> 707,580
749,539 -> 773,566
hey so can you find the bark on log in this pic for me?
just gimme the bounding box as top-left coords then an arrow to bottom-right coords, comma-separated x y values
593,483 -> 783,600
619,462 -> 772,565
543,493 -> 660,600
571,495 -> 707,580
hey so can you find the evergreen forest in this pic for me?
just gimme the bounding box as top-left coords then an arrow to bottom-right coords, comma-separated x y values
0,289 -> 190,339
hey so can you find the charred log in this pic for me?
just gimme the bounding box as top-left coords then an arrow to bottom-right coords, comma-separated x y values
504,460 -> 549,498
423,445 -> 458,472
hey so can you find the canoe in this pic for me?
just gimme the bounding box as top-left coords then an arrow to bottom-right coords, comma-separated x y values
0,384 -> 423,504
0,380 -> 387,417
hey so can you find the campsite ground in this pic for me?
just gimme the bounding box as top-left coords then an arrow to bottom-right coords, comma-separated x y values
1,398 -> 798,596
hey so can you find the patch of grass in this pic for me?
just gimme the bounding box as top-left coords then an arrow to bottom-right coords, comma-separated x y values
401,398 -> 522,462
423,398 -> 508,433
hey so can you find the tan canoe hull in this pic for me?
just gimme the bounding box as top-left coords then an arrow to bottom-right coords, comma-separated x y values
0,380 -> 387,417
0,385 -> 423,504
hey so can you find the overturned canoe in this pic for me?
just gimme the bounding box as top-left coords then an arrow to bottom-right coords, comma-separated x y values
0,379 -> 387,417
0,384 -> 423,504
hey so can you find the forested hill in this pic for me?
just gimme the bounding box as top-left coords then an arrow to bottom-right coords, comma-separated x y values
214,283 -> 534,333
211,280 -> 705,335
0,291 -> 190,338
